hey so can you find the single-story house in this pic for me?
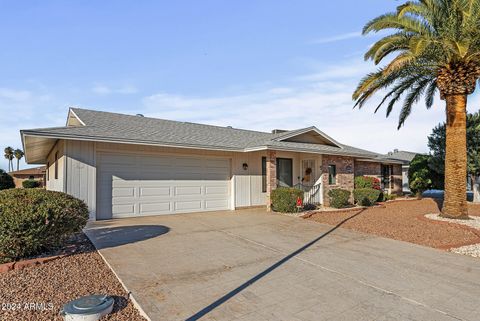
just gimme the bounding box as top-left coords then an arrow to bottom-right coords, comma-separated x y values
9,166 -> 46,188
21,108 -> 403,220
382,149 -> 418,193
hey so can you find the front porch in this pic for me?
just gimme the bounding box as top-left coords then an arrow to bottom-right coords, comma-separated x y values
263,151 -> 403,209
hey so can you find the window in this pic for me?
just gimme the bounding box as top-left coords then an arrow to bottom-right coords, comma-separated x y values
54,152 -> 58,179
46,162 -> 49,181
328,165 -> 336,185
29,175 -> 34,180
276,158 -> 293,187
261,157 -> 266,193
382,164 -> 393,188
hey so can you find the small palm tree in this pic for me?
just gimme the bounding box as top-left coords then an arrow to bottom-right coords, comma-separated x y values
13,149 -> 24,171
353,0 -> 480,219
4,147 -> 14,172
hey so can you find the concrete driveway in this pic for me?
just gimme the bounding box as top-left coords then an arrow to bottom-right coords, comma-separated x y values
85,209 -> 480,321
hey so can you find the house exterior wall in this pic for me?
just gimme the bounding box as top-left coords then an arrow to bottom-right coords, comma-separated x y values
57,140 -> 279,219
52,139 -> 398,218
45,140 -> 65,192
355,160 -> 403,195
65,140 -> 97,220
321,155 -> 355,206
354,161 -> 381,179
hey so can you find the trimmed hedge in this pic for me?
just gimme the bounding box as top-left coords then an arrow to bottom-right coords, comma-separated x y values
22,179 -> 40,189
0,189 -> 89,263
271,188 -> 304,213
327,188 -> 351,208
0,170 -> 14,190
353,188 -> 381,206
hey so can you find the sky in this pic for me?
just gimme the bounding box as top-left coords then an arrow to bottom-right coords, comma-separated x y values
1,0 -> 480,171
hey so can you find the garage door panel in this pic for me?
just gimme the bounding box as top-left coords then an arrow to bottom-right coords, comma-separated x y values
112,204 -> 135,216
205,186 -> 229,195
139,187 -> 171,197
205,199 -> 230,209
97,153 -> 231,218
174,186 -> 202,196
175,200 -> 203,211
112,187 -> 135,197
140,202 -> 171,213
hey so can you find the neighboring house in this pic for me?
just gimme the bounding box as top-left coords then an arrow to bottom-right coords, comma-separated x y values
21,108 -> 403,220
381,149 -> 418,193
9,166 -> 46,188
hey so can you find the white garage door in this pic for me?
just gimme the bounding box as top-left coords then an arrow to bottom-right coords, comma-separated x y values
97,152 -> 231,219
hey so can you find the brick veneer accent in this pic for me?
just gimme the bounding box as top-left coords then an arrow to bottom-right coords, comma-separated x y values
354,161 -> 381,179
354,160 -> 403,196
322,155 -> 355,207
266,150 -> 277,211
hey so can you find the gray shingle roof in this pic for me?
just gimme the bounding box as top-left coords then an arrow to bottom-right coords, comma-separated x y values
21,108 -> 389,159
380,150 -> 419,164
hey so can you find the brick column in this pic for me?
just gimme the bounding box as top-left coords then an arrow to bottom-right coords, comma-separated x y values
266,150 -> 277,211
392,164 -> 403,195
321,155 -> 355,207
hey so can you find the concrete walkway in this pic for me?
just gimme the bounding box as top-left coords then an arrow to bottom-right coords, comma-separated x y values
85,209 -> 480,321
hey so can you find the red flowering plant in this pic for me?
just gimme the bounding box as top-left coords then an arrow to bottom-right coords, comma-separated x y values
354,176 -> 381,190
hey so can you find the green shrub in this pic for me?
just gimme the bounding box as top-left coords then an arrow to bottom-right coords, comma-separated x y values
22,179 -> 40,188
354,176 -> 381,190
0,189 -> 89,263
271,188 -> 304,213
328,188 -> 351,208
383,193 -> 397,201
353,188 -> 381,206
408,155 -> 433,196
0,170 -> 14,190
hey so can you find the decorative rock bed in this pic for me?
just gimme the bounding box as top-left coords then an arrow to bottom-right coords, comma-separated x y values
425,213 -> 480,258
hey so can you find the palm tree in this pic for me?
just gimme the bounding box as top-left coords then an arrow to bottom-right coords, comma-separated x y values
13,149 -> 24,171
4,147 -> 14,172
353,0 -> 480,219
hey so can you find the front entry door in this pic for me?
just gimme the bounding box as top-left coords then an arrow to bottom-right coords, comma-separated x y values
277,158 -> 293,187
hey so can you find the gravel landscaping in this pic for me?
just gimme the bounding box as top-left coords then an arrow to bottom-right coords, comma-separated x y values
450,243 -> 480,257
0,233 -> 146,321
305,198 -> 480,249
425,208 -> 480,258
425,213 -> 480,229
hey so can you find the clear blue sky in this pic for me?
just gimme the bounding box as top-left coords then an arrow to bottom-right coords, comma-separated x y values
1,1 -> 479,170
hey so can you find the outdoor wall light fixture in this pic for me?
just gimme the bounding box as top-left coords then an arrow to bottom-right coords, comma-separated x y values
242,163 -> 248,170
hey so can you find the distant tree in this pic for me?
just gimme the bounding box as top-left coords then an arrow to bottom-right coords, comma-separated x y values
428,112 -> 480,202
408,155 -> 433,198
13,149 -> 24,171
4,147 -> 14,172
0,169 -> 14,190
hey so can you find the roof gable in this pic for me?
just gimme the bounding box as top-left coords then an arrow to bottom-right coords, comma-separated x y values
66,108 -> 86,127
273,127 -> 341,148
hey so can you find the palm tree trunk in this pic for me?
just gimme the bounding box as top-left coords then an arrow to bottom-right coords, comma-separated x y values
442,94 -> 469,218
16,158 -> 19,171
